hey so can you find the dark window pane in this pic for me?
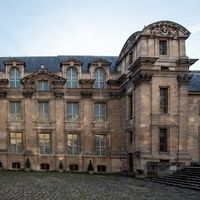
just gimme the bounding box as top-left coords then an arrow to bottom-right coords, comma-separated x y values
160,88 -> 168,113
160,128 -> 168,152
159,41 -> 167,55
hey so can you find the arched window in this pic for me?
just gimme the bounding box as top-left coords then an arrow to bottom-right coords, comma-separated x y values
10,67 -> 21,88
66,67 -> 78,88
94,68 -> 106,88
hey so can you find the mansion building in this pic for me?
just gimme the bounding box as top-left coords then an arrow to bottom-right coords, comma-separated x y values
0,20 -> 199,173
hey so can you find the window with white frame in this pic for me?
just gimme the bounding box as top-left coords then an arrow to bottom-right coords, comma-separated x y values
39,133 -> 50,154
10,67 -> 21,88
95,134 -> 107,156
38,102 -> 49,122
66,102 -> 79,121
37,80 -> 49,91
9,101 -> 22,120
10,132 -> 22,153
67,133 -> 80,155
94,103 -> 106,122
94,68 -> 106,88
66,67 -> 78,88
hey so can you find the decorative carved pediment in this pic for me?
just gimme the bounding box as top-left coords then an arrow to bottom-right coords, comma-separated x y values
4,58 -> 25,65
61,58 -> 83,66
133,72 -> 152,87
142,21 -> 190,38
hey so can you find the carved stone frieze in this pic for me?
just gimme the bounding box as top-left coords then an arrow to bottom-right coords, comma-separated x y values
23,90 -> 33,97
0,91 -> 7,98
133,73 -> 152,87
177,74 -> 192,84
54,91 -> 64,98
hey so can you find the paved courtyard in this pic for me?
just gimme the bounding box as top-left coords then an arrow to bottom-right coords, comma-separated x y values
0,171 -> 199,200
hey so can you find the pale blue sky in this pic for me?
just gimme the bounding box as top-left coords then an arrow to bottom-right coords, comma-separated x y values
0,0 -> 200,69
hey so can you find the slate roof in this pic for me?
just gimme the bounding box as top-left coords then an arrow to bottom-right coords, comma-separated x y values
189,71 -> 200,92
0,55 -> 118,73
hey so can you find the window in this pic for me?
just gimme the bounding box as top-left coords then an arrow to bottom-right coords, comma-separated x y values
160,88 -> 168,113
38,102 -> 49,122
40,163 -> 50,171
129,131 -> 133,145
94,68 -> 106,88
66,67 -> 78,88
66,102 -> 79,121
67,133 -> 80,155
129,51 -> 133,65
10,132 -> 22,153
10,67 -> 21,88
9,102 -> 22,120
94,103 -> 106,122
128,93 -> 133,119
39,133 -> 50,154
97,165 -> 106,172
69,164 -> 79,172
159,40 -> 167,55
160,128 -> 168,152
38,80 -> 49,91
95,135 -> 107,156
12,162 -> 21,169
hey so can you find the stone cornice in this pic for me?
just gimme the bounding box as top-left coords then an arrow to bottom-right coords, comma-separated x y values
133,72 -> 153,87
176,58 -> 199,65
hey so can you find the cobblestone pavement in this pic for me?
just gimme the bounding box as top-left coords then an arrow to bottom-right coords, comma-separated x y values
0,171 -> 199,200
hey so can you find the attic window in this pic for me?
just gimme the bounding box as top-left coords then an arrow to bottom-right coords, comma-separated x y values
159,40 -> 167,55
161,66 -> 169,71
38,80 -> 49,91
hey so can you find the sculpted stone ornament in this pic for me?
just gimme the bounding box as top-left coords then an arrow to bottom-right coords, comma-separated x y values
54,91 -> 64,98
23,90 -> 33,97
177,74 -> 192,84
133,73 -> 152,87
0,91 -> 7,98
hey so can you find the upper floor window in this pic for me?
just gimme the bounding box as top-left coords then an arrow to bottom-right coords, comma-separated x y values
160,88 -> 168,113
10,101 -> 22,120
95,134 -> 107,156
159,40 -> 167,55
66,67 -> 78,88
67,133 -> 80,155
39,133 -> 50,154
66,102 -> 79,121
10,67 -> 21,88
38,102 -> 49,122
94,68 -> 106,88
94,103 -> 106,122
10,132 -> 22,153
38,80 -> 49,91
159,128 -> 168,153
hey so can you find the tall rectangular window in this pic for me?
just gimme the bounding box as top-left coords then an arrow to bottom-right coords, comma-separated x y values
159,40 -> 167,55
160,88 -> 168,113
129,51 -> 133,65
66,102 -> 79,121
39,133 -> 50,154
39,102 -> 49,122
160,128 -> 168,152
10,132 -> 22,153
67,133 -> 80,155
94,103 -> 106,122
95,135 -> 107,156
128,94 -> 133,119
38,80 -> 49,91
10,102 -> 22,120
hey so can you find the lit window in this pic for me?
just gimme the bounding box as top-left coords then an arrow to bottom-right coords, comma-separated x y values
160,128 -> 168,152
94,103 -> 106,122
10,102 -> 21,120
39,133 -> 50,154
160,88 -> 168,113
10,132 -> 22,153
38,80 -> 49,91
38,102 -> 49,122
66,67 -> 78,88
159,40 -> 167,55
67,133 -> 80,155
66,102 -> 79,121
10,67 -> 21,88
94,68 -> 106,88
95,135 -> 107,156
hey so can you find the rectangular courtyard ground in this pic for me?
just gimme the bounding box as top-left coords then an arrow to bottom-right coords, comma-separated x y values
0,171 -> 199,200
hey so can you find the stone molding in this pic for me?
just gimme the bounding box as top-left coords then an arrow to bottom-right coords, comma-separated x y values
54,91 -> 64,98
0,91 -> 7,98
133,72 -> 152,87
177,74 -> 191,84
23,90 -> 33,97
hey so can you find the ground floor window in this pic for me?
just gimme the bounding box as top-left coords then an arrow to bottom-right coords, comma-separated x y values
10,132 -> 22,153
40,163 -> 50,171
97,165 -> 106,172
95,134 -> 107,156
69,164 -> 79,171
159,128 -> 168,152
39,133 -> 50,154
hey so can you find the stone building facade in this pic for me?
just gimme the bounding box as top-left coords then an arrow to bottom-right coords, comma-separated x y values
0,20 -> 199,173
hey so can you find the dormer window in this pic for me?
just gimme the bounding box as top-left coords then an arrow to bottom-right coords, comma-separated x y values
38,80 -> 49,91
159,40 -> 167,55
10,67 -> 21,88
66,67 -> 78,88
94,68 -> 106,88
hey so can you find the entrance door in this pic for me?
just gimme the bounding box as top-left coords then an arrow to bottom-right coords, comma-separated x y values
128,153 -> 133,171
